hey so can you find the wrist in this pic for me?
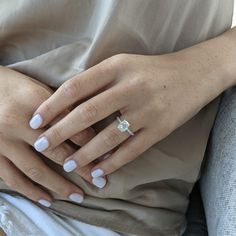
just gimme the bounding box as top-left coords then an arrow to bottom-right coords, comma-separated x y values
189,27 -> 236,90
219,27 -> 236,87
172,29 -> 236,104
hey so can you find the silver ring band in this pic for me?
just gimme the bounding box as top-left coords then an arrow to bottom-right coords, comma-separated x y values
116,116 -> 134,136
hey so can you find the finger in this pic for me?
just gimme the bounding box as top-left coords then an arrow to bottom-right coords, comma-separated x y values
30,61 -> 116,129
0,155 -> 53,207
91,129 -> 152,176
22,127 -> 94,184
31,118 -> 104,189
40,123 -> 105,189
62,113 -> 140,174
66,127 -> 103,188
35,109 -> 105,189
47,107 -> 96,147
70,127 -> 96,146
2,142 -> 85,204
33,88 -> 126,152
49,108 -> 71,126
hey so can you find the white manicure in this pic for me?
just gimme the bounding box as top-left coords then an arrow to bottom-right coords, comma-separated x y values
69,193 -> 84,203
63,160 -> 77,172
91,169 -> 104,178
92,177 -> 107,189
38,199 -> 51,207
34,136 -> 49,152
29,114 -> 43,129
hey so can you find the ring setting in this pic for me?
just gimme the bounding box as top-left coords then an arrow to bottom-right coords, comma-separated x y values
116,116 -> 134,136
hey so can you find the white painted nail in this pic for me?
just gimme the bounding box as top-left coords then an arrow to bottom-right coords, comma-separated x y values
34,136 -> 49,152
91,168 -> 104,178
29,114 -> 43,129
69,193 -> 84,203
38,199 -> 51,207
92,177 -> 107,189
63,160 -> 77,172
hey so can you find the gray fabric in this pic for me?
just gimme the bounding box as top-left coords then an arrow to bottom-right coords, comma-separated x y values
200,87 -> 236,236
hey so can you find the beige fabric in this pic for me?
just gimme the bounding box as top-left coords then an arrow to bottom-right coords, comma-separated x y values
0,0 -> 234,235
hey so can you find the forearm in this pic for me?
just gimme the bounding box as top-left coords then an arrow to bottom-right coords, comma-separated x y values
172,26 -> 236,106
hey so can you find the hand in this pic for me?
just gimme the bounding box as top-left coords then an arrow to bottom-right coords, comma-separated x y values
0,66 -> 98,207
30,51 -> 225,179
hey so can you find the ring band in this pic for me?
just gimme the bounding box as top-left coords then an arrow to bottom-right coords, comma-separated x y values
116,116 -> 134,136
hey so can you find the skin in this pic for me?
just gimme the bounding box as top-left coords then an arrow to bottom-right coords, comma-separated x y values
31,26 -> 236,181
0,66 -> 97,206
2,25 -> 236,205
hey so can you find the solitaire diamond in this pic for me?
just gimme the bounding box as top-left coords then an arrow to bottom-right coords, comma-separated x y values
116,116 -> 134,136
117,120 -> 130,132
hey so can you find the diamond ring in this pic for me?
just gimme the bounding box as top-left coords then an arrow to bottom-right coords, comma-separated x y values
116,116 -> 134,136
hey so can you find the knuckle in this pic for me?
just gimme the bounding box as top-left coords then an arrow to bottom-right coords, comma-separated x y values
103,129 -> 121,148
109,53 -> 129,69
0,104 -> 17,129
125,76 -> 150,96
25,167 -> 43,182
50,127 -> 63,143
20,87 -> 51,111
62,79 -> 81,99
75,151 -> 90,167
135,76 -> 151,91
80,103 -> 98,123
30,88 -> 51,105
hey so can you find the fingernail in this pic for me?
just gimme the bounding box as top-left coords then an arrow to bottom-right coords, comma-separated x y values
91,168 -> 104,178
34,136 -> 49,152
29,114 -> 43,129
92,177 -> 107,189
38,199 -> 51,207
69,193 -> 84,203
63,160 -> 77,172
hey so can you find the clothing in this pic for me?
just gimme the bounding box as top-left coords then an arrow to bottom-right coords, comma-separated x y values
0,0 -> 233,235
0,184 -> 206,236
0,193 -> 134,236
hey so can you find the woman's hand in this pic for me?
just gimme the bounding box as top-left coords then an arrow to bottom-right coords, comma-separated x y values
30,46 -> 232,179
0,66 -> 98,207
